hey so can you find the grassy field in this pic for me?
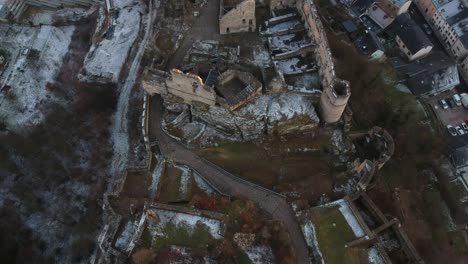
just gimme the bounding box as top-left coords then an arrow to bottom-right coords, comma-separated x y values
311,206 -> 362,264
157,165 -> 183,202
153,223 -> 219,256
196,135 -> 341,197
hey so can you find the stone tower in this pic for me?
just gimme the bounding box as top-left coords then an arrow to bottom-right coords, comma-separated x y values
320,79 -> 350,123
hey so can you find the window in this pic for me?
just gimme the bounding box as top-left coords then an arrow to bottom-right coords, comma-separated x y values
226,27 -> 230,33
249,19 -> 253,25
242,19 -> 246,24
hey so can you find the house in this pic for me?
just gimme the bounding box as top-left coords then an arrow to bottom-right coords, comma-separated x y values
354,31 -> 386,60
461,55 -> 468,83
391,13 -> 433,61
413,0 -> 468,61
390,51 -> 460,96
219,0 -> 256,34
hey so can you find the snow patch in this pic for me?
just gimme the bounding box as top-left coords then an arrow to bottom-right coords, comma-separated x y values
322,199 -> 365,238
302,222 -> 325,264
152,209 -> 222,239
245,246 -> 275,264
149,156 -> 165,199
368,247 -> 385,264
0,25 -> 75,131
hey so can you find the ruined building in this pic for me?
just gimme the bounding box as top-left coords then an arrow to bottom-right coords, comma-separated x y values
0,0 -> 101,21
219,0 -> 256,34
143,69 -> 217,106
297,0 -> 351,123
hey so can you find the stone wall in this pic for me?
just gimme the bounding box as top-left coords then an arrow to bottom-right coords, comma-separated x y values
143,68 -> 217,107
219,0 -> 256,34
0,0 -> 101,21
296,0 -> 350,123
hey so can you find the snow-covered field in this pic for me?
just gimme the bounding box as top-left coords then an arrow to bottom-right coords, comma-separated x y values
0,24 -> 75,131
80,1 -> 143,83
110,0 -> 156,176
245,245 -> 275,264
150,209 -> 223,239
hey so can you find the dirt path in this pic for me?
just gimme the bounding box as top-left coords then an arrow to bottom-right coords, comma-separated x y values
148,95 -> 311,263
110,0 -> 157,176
166,0 -> 221,70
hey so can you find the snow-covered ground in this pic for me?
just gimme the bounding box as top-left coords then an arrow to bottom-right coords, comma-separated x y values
149,155 -> 165,199
150,209 -> 223,239
245,246 -> 275,264
110,0 -> 156,176
80,1 -> 142,83
368,247 -> 385,264
193,172 -> 215,194
322,199 -> 366,237
302,222 -> 325,264
0,24 -> 75,131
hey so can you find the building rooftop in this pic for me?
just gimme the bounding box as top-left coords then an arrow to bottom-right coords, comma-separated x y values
390,51 -> 459,95
393,13 -> 433,54
354,31 -> 385,55
436,0 -> 468,46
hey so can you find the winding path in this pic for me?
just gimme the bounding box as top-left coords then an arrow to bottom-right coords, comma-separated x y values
148,95 -> 311,263
110,0 -> 156,176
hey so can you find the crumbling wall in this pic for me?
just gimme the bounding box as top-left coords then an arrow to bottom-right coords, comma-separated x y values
219,0 -> 256,34
216,69 -> 263,110
143,69 -> 217,106
166,69 -> 217,106
297,0 -> 350,123
0,0 -> 101,21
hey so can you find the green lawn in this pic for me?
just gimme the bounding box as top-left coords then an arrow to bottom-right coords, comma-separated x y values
196,137 -> 337,193
157,165 -> 182,202
153,222 -> 219,256
311,206 -> 362,264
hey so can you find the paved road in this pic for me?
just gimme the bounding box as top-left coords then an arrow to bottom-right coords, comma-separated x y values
148,95 -> 311,263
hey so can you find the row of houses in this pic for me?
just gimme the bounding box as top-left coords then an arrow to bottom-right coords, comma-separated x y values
348,0 -> 466,96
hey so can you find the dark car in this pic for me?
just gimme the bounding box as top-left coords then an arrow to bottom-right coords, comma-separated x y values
447,125 -> 457,136
447,98 -> 455,108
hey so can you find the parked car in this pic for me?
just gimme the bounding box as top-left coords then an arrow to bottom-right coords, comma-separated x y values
465,119 -> 468,126
447,125 -> 457,136
439,99 -> 449,109
447,97 -> 455,108
460,93 -> 468,108
461,122 -> 468,131
456,126 -> 465,135
453,94 -> 462,106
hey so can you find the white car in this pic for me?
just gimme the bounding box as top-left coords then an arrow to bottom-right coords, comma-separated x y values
462,122 -> 468,131
456,126 -> 465,135
453,94 -> 462,107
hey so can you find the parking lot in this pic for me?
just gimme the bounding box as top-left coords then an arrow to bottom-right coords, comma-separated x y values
427,87 -> 468,146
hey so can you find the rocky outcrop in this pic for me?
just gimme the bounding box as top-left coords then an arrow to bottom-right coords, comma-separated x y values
188,93 -> 319,141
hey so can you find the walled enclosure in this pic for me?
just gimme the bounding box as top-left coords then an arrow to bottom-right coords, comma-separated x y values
219,0 -> 256,34
296,0 -> 351,123
143,69 -> 217,106
0,0 -> 101,21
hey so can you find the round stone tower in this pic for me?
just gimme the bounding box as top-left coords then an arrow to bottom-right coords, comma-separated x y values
320,79 -> 351,123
